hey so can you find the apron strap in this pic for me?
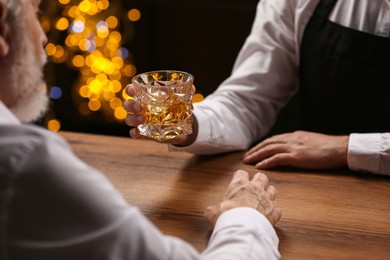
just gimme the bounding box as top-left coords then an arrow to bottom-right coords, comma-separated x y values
310,0 -> 338,24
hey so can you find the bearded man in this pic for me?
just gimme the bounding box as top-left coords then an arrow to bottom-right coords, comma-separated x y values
0,0 -> 282,259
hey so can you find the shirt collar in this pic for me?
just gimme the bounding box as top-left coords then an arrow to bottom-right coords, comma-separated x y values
0,100 -> 21,124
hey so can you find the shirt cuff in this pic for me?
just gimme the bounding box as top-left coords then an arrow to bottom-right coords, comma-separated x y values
348,133 -> 381,173
168,105 -> 212,154
213,207 -> 279,248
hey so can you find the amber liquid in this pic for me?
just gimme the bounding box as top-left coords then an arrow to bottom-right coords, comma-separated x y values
137,91 -> 193,141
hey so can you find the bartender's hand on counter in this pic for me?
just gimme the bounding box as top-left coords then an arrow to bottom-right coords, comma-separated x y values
123,84 -> 198,146
204,170 -> 282,229
243,131 -> 349,170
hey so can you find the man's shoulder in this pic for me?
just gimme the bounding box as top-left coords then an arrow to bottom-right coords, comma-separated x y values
0,123 -> 66,148
0,124 -> 67,174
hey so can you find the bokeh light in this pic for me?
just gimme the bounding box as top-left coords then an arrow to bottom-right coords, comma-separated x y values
193,93 -> 205,103
42,0 -> 140,126
50,86 -> 63,100
47,119 -> 61,132
55,17 -> 69,31
128,9 -> 141,22
43,1 -> 205,133
106,16 -> 118,28
59,0 -> 71,5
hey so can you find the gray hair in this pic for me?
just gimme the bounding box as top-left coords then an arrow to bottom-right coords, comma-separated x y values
5,0 -> 26,23
2,0 -> 27,65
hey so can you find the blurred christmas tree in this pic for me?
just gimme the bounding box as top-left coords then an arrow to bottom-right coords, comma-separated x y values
40,0 -> 141,132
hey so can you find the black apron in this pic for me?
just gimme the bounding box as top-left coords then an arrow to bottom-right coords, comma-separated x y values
299,0 -> 390,134
274,0 -> 390,135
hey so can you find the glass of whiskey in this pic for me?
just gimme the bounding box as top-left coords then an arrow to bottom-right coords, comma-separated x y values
131,70 -> 194,141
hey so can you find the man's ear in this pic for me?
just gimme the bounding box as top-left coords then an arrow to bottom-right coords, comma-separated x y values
0,1 -> 9,57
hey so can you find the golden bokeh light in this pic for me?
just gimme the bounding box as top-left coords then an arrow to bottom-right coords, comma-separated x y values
43,0 -> 143,126
68,6 -> 78,18
128,9 -> 141,22
72,55 -> 85,67
88,99 -> 101,111
97,28 -> 109,38
106,16 -> 118,28
55,17 -> 69,31
78,39 -> 91,51
53,45 -> 65,58
79,0 -> 92,13
79,85 -> 89,98
103,91 -> 115,101
97,0 -> 109,10
45,43 -> 56,56
122,64 -> 136,77
109,97 -> 122,110
47,119 -> 61,132
111,80 -> 122,93
58,0 -> 71,5
86,3 -> 99,16
114,106 -> 127,120
193,93 -> 205,103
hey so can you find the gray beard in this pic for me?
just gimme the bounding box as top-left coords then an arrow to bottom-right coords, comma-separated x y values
3,6 -> 49,124
8,51 -> 49,123
10,82 -> 49,123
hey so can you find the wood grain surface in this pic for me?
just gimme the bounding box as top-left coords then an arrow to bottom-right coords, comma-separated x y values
61,131 -> 390,259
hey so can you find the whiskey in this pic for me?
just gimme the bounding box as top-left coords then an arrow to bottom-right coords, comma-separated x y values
132,71 -> 194,141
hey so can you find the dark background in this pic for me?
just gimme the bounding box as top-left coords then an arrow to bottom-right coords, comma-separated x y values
43,0 -> 258,136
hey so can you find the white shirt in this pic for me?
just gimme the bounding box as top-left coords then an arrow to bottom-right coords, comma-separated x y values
172,0 -> 390,175
0,101 -> 280,259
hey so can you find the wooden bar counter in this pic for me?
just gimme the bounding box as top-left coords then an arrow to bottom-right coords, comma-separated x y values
61,131 -> 390,259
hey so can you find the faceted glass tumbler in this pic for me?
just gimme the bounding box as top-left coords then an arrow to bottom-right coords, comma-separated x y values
131,70 -> 194,141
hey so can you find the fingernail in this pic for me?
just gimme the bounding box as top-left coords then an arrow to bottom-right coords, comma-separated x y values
133,102 -> 141,112
256,162 -> 264,169
130,128 -> 137,138
137,116 -> 144,122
